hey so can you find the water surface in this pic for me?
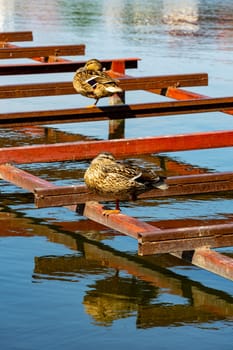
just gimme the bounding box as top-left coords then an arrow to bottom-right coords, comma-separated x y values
0,1 -> 232,349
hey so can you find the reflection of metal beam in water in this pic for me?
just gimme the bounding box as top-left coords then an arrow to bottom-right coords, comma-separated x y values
33,242 -> 233,328
0,211 -> 34,237
137,304 -> 219,328
1,185 -> 232,324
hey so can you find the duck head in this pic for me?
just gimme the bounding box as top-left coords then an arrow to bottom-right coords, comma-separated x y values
84,58 -> 103,71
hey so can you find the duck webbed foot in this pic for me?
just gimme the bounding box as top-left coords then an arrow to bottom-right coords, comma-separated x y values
85,98 -> 99,108
102,199 -> 121,216
102,208 -> 121,216
85,104 -> 96,108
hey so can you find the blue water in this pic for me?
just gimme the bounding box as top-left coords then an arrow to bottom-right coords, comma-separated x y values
0,1 -> 233,349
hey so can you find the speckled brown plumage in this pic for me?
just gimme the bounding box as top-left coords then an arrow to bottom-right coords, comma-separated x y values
84,152 -> 168,210
73,59 -> 123,106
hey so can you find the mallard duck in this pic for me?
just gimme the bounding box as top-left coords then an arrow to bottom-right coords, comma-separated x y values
73,59 -> 123,107
84,152 -> 168,215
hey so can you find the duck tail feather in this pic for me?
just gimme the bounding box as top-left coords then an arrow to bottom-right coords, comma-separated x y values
153,176 -> 169,190
105,86 -> 123,93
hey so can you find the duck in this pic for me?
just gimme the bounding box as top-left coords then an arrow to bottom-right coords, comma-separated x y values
84,152 -> 168,215
73,58 -> 123,107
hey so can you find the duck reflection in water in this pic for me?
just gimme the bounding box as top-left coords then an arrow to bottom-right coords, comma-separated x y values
34,252 -> 233,328
83,274 -> 158,327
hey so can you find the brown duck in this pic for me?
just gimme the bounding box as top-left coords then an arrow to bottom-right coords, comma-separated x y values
84,152 -> 168,214
73,59 -> 123,106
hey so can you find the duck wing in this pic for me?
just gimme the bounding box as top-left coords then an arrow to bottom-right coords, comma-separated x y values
93,71 -> 120,85
73,68 -> 100,97
98,163 -> 145,196
116,160 -> 169,190
102,161 -> 142,180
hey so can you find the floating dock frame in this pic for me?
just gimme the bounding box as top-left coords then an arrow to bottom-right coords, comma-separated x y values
0,31 -> 233,281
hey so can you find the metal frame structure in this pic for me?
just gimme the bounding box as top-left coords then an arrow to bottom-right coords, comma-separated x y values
0,31 -> 233,280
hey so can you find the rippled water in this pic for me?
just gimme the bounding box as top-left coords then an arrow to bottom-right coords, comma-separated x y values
0,1 -> 233,349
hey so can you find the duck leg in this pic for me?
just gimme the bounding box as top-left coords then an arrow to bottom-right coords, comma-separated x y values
86,98 -> 99,108
102,199 -> 121,216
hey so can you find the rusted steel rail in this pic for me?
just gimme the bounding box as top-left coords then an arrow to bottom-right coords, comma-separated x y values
0,58 -> 139,75
0,130 -> 233,164
1,162 -> 232,271
0,73 -> 208,99
83,202 -> 233,280
1,96 -> 233,127
33,172 -> 233,208
173,249 -> 233,282
0,31 -> 33,43
0,164 -> 55,192
138,224 -> 233,255
0,162 -> 233,280
0,31 -> 232,281
164,86 -> 233,117
0,44 -> 85,59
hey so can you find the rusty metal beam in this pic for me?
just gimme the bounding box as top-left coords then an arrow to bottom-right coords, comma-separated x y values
0,58 -> 139,75
121,73 -> 208,89
165,86 -> 233,117
173,248 -> 233,281
0,163 -> 77,212
166,86 -> 207,100
34,172 -> 233,208
0,164 -> 232,279
0,31 -> 33,42
0,73 -> 208,99
83,201 -> 159,239
0,164 -> 55,192
0,44 -> 85,59
1,96 -> 233,127
138,224 -> 233,255
0,81 -> 75,99
138,223 -> 233,243
83,202 -> 233,280
0,130 -> 233,164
